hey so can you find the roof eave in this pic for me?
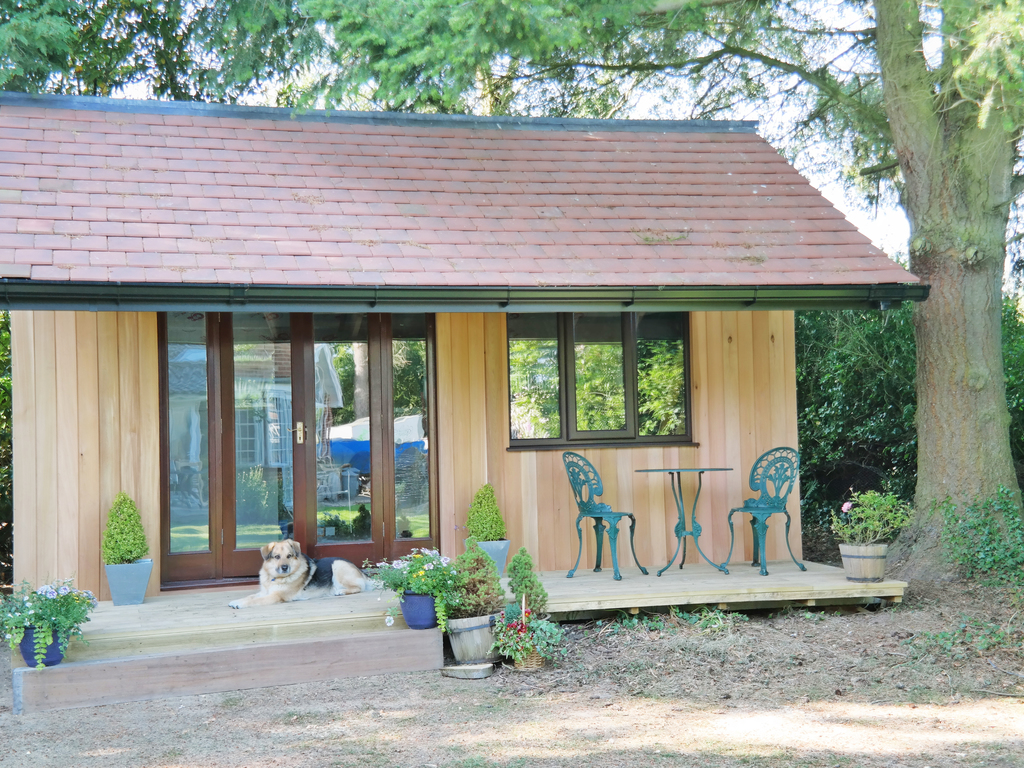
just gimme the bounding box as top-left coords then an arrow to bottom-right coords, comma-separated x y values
0,281 -> 930,313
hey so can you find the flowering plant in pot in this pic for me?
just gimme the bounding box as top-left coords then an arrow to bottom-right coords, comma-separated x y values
372,548 -> 462,631
465,483 -> 510,575
2,578 -> 97,668
491,597 -> 564,669
831,491 -> 912,582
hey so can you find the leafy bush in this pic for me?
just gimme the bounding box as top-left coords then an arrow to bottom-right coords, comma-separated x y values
449,539 -> 506,620
940,486 -> 1024,584
506,546 -> 548,615
466,483 -> 506,541
831,491 -> 912,545
101,492 -> 149,565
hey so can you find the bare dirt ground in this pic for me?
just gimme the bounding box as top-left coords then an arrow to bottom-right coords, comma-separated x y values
1,579 -> 1022,768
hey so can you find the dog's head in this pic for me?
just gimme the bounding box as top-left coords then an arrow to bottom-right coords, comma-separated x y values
260,539 -> 304,578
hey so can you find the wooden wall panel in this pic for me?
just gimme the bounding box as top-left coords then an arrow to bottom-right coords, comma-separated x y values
435,310 -> 801,574
11,311 -> 161,598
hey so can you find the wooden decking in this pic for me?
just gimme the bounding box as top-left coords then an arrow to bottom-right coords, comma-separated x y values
10,560 -> 904,714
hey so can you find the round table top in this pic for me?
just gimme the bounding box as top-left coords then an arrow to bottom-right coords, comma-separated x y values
635,467 -> 732,473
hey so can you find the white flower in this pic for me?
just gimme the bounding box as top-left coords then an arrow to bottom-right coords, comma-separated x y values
385,615 -> 395,627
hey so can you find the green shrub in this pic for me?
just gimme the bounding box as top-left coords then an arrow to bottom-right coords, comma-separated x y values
831,491 -> 912,545
506,546 -> 547,614
940,486 -> 1024,584
101,492 -> 149,565
449,539 -> 506,619
466,483 -> 506,541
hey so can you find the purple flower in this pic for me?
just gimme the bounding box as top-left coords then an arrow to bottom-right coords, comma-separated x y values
58,586 -> 70,596
842,501 -> 853,513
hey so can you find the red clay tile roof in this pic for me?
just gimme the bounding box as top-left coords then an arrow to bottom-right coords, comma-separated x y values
0,94 -> 918,291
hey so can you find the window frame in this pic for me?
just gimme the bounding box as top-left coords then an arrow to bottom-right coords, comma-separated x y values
506,311 -> 693,449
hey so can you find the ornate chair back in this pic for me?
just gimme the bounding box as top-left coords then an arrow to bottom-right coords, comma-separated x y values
747,447 -> 799,509
562,451 -> 604,516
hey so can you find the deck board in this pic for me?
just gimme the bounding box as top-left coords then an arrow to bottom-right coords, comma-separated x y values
8,561 -> 904,713
10,560 -> 903,668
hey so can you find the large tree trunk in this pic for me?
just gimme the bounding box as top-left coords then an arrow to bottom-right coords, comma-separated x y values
875,0 -> 1022,580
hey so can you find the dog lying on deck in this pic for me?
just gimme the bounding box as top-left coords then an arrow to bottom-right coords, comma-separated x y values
228,539 -> 372,609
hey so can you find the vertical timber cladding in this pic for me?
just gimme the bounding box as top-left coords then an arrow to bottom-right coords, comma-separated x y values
435,311 -> 800,573
11,311 -> 160,600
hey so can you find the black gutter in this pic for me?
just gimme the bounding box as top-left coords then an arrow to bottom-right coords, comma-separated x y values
0,281 -> 929,313
0,92 -> 758,134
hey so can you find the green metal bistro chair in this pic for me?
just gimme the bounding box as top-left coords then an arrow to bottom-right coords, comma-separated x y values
724,447 -> 807,576
562,451 -> 648,581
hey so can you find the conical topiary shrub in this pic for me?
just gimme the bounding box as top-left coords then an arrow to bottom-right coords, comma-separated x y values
466,483 -> 506,541
507,546 -> 548,615
102,492 -> 149,565
102,492 -> 152,606
465,483 -> 510,575
447,540 -> 508,664
450,540 -> 506,620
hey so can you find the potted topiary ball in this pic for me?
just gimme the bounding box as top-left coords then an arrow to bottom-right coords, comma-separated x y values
465,483 -> 510,575
446,539 -> 508,664
102,491 -> 152,605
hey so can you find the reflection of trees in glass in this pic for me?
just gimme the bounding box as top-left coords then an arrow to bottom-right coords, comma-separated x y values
235,466 -> 270,523
331,344 -> 357,425
574,342 -> 625,432
393,339 -> 426,417
637,340 -> 687,436
509,339 -> 560,439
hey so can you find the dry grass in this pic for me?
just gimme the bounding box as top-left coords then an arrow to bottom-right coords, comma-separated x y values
1,580 -> 1022,768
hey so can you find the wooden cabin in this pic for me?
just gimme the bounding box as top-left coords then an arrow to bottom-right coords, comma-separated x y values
0,93 -> 926,601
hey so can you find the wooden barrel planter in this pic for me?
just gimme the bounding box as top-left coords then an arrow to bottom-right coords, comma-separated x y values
447,614 -> 500,664
838,543 -> 889,582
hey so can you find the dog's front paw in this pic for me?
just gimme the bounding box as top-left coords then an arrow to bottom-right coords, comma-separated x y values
228,600 -> 243,609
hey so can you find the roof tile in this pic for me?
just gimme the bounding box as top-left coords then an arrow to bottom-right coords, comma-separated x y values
0,97 -> 918,290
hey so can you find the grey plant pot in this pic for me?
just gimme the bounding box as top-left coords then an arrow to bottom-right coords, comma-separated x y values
104,558 -> 154,605
475,539 -> 511,577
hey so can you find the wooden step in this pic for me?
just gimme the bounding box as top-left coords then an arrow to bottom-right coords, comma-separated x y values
13,628 -> 443,714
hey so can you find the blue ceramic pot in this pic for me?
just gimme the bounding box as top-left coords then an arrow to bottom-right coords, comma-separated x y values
399,591 -> 438,629
19,627 -> 65,667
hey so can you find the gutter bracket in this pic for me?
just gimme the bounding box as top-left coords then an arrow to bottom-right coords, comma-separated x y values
744,287 -> 758,307
623,287 -> 635,307
500,288 -> 511,309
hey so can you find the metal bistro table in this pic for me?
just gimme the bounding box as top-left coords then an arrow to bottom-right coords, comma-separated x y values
636,468 -> 732,576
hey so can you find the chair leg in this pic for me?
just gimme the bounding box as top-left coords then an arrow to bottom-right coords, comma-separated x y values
592,518 -> 605,573
724,509 -> 739,570
626,514 -> 648,575
567,519 -> 585,578
750,514 -> 770,576
749,518 -> 760,569
605,520 -> 622,580
783,511 -> 807,571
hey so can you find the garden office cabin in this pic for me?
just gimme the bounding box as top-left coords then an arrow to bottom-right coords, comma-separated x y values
0,94 -> 926,603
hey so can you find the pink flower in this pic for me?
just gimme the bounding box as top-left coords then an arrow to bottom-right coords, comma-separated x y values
842,501 -> 853,513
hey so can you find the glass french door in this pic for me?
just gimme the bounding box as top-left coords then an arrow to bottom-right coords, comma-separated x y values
161,312 -> 436,586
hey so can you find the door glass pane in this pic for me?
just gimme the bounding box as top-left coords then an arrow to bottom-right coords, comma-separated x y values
233,313 -> 292,549
313,315 -> 372,545
507,313 -> 561,439
167,312 -> 210,553
573,313 -> 626,432
637,312 -> 689,437
393,315 -> 430,540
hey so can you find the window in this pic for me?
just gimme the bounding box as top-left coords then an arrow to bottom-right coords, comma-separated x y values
507,312 -> 691,446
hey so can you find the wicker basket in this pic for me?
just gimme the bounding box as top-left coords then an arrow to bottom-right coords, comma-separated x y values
515,650 -> 545,670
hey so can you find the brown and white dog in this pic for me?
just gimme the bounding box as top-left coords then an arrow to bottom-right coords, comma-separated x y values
228,539 -> 372,609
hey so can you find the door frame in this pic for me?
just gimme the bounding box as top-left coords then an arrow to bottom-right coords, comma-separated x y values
159,311 -> 439,588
